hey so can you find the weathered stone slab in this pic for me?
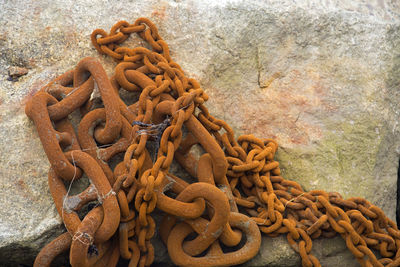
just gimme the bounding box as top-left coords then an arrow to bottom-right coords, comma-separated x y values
0,0 -> 399,266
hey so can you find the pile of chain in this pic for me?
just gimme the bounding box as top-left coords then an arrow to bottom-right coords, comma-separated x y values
26,17 -> 400,267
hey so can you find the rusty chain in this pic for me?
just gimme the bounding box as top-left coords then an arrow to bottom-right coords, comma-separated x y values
26,17 -> 400,267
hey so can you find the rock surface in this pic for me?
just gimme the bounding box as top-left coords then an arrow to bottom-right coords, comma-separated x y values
0,0 -> 400,266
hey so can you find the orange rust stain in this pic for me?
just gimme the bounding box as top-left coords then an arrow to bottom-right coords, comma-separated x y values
290,137 -> 303,145
151,5 -> 167,19
32,6 -> 42,20
241,67 -> 331,146
28,58 -> 37,68
16,179 -> 30,199
16,179 -> 26,189
15,178 -> 39,202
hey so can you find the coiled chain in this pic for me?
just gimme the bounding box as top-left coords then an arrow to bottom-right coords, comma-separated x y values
26,17 -> 400,267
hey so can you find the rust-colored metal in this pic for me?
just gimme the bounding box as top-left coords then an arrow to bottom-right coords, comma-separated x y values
167,212 -> 261,267
33,232 -> 71,267
26,17 -> 400,267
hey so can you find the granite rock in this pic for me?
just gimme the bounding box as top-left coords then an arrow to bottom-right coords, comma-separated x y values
0,0 -> 400,266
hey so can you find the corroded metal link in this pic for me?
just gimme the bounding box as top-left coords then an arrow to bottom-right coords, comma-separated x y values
78,108 -> 133,185
156,187 -> 206,219
41,70 -> 95,121
33,232 -> 71,267
48,168 -> 81,234
175,182 -> 230,256
194,153 -> 241,240
154,100 -> 228,184
73,57 -> 122,144
49,151 -> 120,243
96,239 -> 120,267
65,184 -> 98,212
167,212 -> 261,267
70,207 -> 104,266
70,154 -> 119,242
26,92 -> 82,180
120,67 -> 156,91
41,69 -> 74,97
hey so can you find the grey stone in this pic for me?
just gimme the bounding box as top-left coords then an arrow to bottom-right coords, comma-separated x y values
242,236 -> 359,267
0,0 -> 399,266
241,236 -> 301,267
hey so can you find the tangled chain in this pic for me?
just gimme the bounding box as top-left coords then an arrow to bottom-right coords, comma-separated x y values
26,17 -> 400,267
